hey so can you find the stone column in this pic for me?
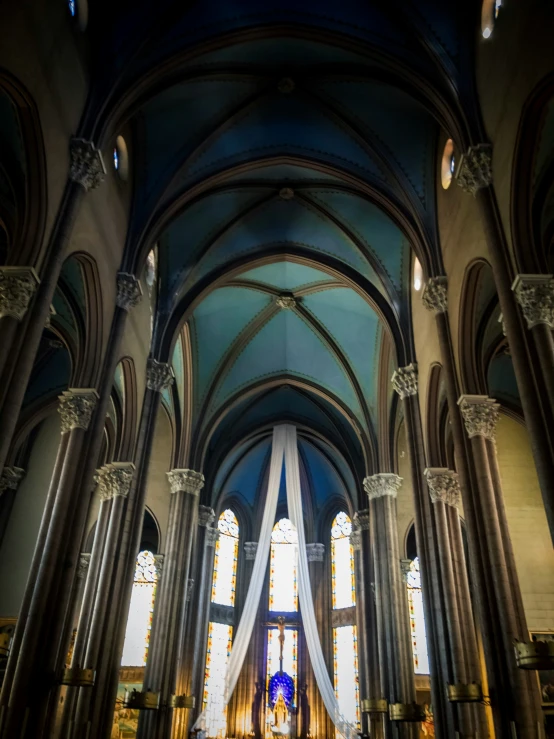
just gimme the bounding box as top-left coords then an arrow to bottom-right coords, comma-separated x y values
457,395 -> 542,738
365,474 -> 417,739
456,145 -> 554,543
93,359 -> 174,739
392,364 -> 453,738
137,469 -> 204,739
0,466 -> 25,548
0,388 -> 98,739
306,543 -> 331,739
0,139 -> 105,476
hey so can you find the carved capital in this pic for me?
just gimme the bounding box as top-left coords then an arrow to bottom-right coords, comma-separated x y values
350,530 -> 361,551
205,526 -> 219,547
167,469 -> 204,496
353,509 -> 370,531
306,543 -> 325,562
244,542 -> 258,560
58,388 -> 98,434
94,462 -> 135,501
512,274 -> 554,329
400,559 -> 412,583
69,138 -> 106,191
153,554 -> 164,578
146,358 -> 174,392
116,272 -> 142,311
0,267 -> 40,321
276,295 -> 296,310
424,468 -> 461,509
364,473 -> 402,500
186,578 -> 194,602
0,467 -> 25,495
456,144 -> 493,195
198,506 -> 215,528
458,395 -> 500,441
391,363 -> 418,398
422,277 -> 448,314
77,553 -> 91,579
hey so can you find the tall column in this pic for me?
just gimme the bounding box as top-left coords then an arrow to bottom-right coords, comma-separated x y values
0,388 -> 98,739
457,395 -> 542,738
137,469 -> 204,739
0,139 -> 105,475
93,359 -> 174,739
0,465 -> 25,547
392,365 -> 454,738
456,145 -> 554,542
306,543 -> 331,739
424,468 -> 486,739
365,474 -> 417,739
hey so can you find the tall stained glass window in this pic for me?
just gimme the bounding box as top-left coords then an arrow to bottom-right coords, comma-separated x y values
331,512 -> 355,610
121,550 -> 158,666
333,625 -> 360,729
269,518 -> 298,612
203,622 -> 233,738
212,509 -> 239,606
266,627 -> 298,701
406,557 -> 430,674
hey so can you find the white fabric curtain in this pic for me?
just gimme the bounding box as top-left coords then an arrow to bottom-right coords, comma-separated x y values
284,424 -> 356,739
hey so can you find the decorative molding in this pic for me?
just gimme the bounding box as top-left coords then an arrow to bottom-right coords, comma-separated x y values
94,462 -> 135,500
146,358 -> 174,392
205,527 -> 219,547
400,559 -> 412,584
198,506 -> 215,528
424,468 -> 461,509
77,553 -> 91,580
306,543 -> 325,562
167,469 -> 205,496
0,267 -> 40,321
512,274 -> 554,329
69,138 -> 106,191
210,602 -> 234,625
353,510 -> 370,531
58,389 -> 98,434
364,473 -> 402,500
153,554 -> 164,578
458,395 -> 500,441
276,295 -> 296,310
0,467 -> 25,495
422,276 -> 448,314
350,530 -> 361,551
391,363 -> 418,398
116,273 -> 143,311
244,542 -> 258,560
455,144 -> 493,195
332,606 -> 356,627
186,578 -> 194,602
279,187 -> 294,199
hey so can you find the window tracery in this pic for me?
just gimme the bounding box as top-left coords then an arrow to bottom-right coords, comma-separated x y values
212,509 -> 239,607
331,512 -> 355,610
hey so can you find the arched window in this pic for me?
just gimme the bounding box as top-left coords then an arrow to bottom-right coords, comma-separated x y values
331,513 -> 359,729
269,518 -> 298,612
406,556 -> 430,674
204,510 -> 240,738
121,550 -> 158,666
331,511 -> 355,609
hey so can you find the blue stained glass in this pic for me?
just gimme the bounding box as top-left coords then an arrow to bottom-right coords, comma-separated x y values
68,0 -> 76,16
113,146 -> 119,171
269,671 -> 295,708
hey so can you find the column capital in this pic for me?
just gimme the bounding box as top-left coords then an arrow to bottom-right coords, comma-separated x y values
244,542 -> 258,560
350,530 -> 361,551
353,509 -> 370,531
167,469 -> 205,496
422,276 -> 448,314
391,363 -> 418,398
424,468 -> 461,509
364,473 -> 402,500
58,388 -> 98,434
0,267 -> 40,321
512,274 -> 554,329
77,553 -> 91,579
146,358 -> 174,392
0,466 -> 25,495
69,138 -> 106,191
205,526 -> 219,547
306,543 -> 325,562
94,462 -> 135,500
455,143 -> 493,195
458,395 -> 500,441
198,506 -> 215,528
153,554 -> 164,578
400,559 -> 412,583
116,272 -> 143,311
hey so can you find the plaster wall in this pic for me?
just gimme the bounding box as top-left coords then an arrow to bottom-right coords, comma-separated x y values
395,421 -> 416,553
0,413 -> 60,618
495,413 -> 554,631
144,403 -> 174,551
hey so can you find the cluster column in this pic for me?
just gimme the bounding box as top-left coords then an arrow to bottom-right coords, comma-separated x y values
364,474 -> 417,739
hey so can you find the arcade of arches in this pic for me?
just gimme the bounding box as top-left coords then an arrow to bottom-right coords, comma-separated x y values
1,1 -> 554,738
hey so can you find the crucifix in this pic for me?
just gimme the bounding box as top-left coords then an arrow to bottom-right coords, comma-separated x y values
277,615 -> 286,673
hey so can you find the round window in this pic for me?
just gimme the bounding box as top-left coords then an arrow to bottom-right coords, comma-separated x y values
481,0 -> 501,38
441,139 -> 456,190
413,258 -> 423,292
113,135 -> 129,182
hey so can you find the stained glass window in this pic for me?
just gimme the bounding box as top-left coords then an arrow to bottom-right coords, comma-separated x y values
333,625 -> 360,729
269,518 -> 298,612
266,627 -> 298,704
406,557 -> 430,674
113,146 -> 119,171
121,550 -> 158,666
68,0 -> 76,16
212,509 -> 239,607
331,512 -> 355,610
203,622 -> 233,739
